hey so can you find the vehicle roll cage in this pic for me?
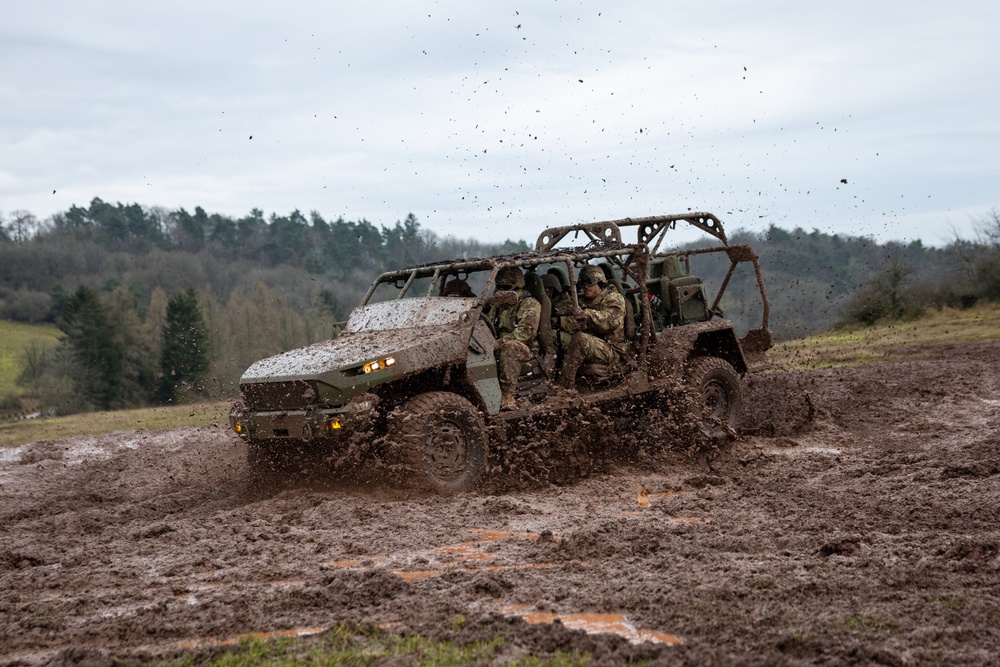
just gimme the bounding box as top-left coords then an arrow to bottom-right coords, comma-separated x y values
363,244 -> 651,308
534,212 -> 728,253
362,212 -> 771,345
533,213 -> 770,336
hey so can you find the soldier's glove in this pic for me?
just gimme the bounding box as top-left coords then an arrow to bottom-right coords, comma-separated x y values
487,291 -> 519,309
573,310 -> 590,330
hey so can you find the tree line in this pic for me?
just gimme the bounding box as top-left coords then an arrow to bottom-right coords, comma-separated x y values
1,199 -> 999,416
0,199 -> 528,415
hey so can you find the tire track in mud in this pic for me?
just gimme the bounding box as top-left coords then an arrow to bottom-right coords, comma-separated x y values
3,342 -> 1000,665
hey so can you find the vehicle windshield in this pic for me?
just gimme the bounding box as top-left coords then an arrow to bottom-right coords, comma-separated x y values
345,297 -> 473,332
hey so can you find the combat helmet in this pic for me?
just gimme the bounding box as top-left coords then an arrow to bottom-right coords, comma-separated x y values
578,264 -> 607,287
541,273 -> 562,295
495,266 -> 525,290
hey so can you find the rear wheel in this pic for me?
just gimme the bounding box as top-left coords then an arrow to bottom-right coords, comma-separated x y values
389,392 -> 488,495
686,356 -> 742,439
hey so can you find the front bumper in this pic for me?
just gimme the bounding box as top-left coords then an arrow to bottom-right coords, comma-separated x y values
229,395 -> 378,443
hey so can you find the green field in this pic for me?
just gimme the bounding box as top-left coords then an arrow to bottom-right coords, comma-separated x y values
0,320 -> 61,397
0,400 -> 231,448
768,303 -> 1000,370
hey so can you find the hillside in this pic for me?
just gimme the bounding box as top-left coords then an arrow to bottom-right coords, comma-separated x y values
0,321 -> 59,400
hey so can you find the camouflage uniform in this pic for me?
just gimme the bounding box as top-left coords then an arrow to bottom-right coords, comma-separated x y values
558,269 -> 627,390
493,268 -> 541,407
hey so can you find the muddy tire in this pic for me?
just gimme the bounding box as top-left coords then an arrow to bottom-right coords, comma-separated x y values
686,356 -> 742,439
390,391 -> 488,495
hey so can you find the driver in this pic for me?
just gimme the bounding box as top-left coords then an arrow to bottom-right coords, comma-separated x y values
557,265 -> 627,391
441,278 -> 474,297
492,266 -> 541,409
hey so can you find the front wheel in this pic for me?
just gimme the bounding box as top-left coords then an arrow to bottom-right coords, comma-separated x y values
389,392 -> 488,495
686,356 -> 743,440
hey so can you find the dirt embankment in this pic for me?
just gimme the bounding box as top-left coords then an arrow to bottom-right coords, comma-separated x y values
2,341 -> 999,666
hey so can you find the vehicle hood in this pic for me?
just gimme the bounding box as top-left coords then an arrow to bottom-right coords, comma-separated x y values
240,325 -> 468,383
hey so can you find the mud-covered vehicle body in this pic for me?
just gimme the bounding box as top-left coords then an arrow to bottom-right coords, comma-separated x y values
231,213 -> 772,493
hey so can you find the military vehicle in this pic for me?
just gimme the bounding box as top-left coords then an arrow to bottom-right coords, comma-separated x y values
230,213 -> 772,493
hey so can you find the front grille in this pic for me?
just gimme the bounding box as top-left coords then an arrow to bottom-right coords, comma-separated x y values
242,380 -> 318,411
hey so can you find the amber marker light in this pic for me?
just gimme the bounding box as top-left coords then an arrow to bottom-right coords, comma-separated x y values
362,357 -> 396,373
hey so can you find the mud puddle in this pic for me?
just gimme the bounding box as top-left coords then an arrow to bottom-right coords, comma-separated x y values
503,606 -> 684,646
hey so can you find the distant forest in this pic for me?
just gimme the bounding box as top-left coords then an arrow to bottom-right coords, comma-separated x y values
1,199 -> 998,415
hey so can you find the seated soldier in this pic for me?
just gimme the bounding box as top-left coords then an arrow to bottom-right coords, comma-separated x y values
557,265 -> 627,391
492,266 -> 541,408
441,278 -> 474,297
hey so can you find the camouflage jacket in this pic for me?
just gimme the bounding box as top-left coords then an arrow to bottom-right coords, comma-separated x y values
497,291 -> 541,347
561,285 -> 627,349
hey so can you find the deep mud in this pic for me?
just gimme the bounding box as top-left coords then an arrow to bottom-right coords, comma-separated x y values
2,342 -> 1000,665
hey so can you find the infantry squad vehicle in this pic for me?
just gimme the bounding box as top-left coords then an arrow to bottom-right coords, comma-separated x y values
230,213 -> 773,493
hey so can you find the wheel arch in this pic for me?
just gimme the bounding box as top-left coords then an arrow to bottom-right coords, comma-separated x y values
689,328 -> 748,375
371,364 -> 488,423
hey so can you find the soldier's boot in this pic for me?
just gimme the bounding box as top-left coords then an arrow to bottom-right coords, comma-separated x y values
498,342 -> 523,408
500,386 -> 517,409
558,334 -> 585,390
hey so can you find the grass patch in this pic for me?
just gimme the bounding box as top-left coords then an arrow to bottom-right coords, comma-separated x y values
748,576 -> 776,590
926,594 -> 967,611
831,614 -> 893,639
0,400 -> 231,448
768,303 -> 1000,370
163,622 -> 591,666
0,320 -> 60,396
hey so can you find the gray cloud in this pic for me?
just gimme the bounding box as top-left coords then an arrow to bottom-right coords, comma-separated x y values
1,0 -> 997,247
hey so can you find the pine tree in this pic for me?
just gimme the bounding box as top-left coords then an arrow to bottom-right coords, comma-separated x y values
158,288 -> 210,403
59,286 -> 123,409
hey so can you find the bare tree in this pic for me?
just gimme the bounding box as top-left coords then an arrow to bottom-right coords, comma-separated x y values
975,207 -> 1000,247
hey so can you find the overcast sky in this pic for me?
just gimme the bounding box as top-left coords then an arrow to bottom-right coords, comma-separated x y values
2,1 -> 998,247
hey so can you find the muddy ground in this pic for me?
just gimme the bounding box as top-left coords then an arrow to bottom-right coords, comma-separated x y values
2,342 -> 999,666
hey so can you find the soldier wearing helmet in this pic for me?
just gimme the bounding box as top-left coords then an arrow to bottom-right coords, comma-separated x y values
557,264 -> 627,391
441,277 -> 474,297
492,266 -> 541,408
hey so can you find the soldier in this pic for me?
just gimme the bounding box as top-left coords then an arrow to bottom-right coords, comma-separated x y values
441,278 -> 474,297
492,266 -> 541,408
558,264 -> 627,391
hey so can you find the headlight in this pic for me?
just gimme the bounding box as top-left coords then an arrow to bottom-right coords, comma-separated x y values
362,356 -> 396,373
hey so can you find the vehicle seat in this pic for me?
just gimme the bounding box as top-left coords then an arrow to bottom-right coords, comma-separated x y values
517,272 -> 556,398
546,266 -> 570,294
524,272 -> 553,356
656,255 -> 711,325
646,260 -> 671,329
